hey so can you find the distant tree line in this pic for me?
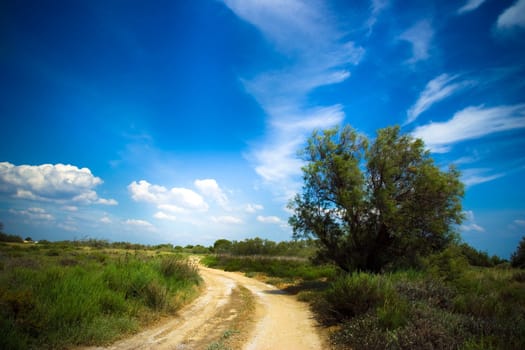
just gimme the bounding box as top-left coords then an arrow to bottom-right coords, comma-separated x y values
212,237 -> 317,258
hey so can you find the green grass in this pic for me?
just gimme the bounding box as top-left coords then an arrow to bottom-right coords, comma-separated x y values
202,254 -> 336,281
0,243 -> 201,349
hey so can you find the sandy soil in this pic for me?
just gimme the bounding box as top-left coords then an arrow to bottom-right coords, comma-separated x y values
83,265 -> 326,350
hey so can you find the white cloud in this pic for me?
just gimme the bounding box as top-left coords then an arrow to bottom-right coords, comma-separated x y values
257,215 -> 283,224
406,74 -> 468,124
194,179 -> 228,208
245,203 -> 264,213
212,216 -> 243,224
124,219 -> 154,229
0,162 -> 117,205
457,0 -> 486,14
514,219 -> 525,227
62,205 -> 78,212
399,20 -> 434,64
100,216 -> 112,224
158,204 -> 186,213
222,0 -> 363,201
461,210 -> 485,232
462,168 -> 505,187
9,207 -> 54,221
154,211 -> 177,221
412,104 -> 525,153
497,0 -> 525,30
367,0 -> 389,34
128,180 -> 208,212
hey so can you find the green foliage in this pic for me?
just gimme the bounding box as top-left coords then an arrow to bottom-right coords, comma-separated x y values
511,236 -> 525,268
211,237 -> 317,258
0,232 -> 24,243
0,244 -> 201,349
317,273 -> 391,323
321,265 -> 525,350
458,243 -> 505,267
424,246 -> 469,281
289,125 -> 464,272
203,255 -> 336,281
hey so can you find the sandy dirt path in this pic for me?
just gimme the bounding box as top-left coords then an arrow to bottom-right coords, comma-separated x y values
84,265 -> 325,350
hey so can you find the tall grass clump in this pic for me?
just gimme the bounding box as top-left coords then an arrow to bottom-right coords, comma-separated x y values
0,245 -> 201,349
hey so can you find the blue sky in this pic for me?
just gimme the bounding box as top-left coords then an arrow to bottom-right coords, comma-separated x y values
1,0 -> 524,258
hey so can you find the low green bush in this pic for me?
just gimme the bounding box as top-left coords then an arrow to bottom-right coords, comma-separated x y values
316,273 -> 395,324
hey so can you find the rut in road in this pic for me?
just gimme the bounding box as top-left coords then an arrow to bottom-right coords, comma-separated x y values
82,265 -> 325,350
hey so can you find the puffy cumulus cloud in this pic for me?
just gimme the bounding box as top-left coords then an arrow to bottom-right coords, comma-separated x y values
154,211 -> 177,221
497,0 -> 525,30
212,215 -> 243,224
194,179 -> 229,208
0,162 -> 117,205
128,180 -> 208,212
9,207 -> 54,221
245,203 -> 264,213
256,215 -> 283,224
100,216 -> 112,224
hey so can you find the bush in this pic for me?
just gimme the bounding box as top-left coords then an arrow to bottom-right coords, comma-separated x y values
424,246 -> 468,281
316,273 -> 393,324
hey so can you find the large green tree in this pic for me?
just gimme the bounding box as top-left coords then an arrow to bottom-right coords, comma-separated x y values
289,125 -> 464,272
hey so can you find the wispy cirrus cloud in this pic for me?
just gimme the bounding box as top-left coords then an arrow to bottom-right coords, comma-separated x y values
497,0 -> 525,30
406,74 -> 469,124
412,104 -> 525,153
461,210 -> 485,232
222,0 -> 364,200
398,20 -> 434,64
462,168 -> 506,187
457,0 -> 486,15
366,0 -> 389,35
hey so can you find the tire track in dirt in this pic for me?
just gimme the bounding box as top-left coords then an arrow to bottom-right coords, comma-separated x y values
83,265 -> 325,350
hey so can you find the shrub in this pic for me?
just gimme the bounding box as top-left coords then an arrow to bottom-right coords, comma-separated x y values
424,246 -> 468,281
317,273 -> 393,324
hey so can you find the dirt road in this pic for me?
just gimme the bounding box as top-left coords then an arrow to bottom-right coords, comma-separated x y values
86,266 -> 325,350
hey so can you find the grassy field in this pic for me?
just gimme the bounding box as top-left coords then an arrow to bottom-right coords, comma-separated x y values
203,252 -> 525,350
0,241 -> 201,349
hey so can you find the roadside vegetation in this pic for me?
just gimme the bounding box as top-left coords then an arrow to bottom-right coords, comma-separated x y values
0,237 -> 201,349
205,238 -> 525,349
205,125 -> 525,349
